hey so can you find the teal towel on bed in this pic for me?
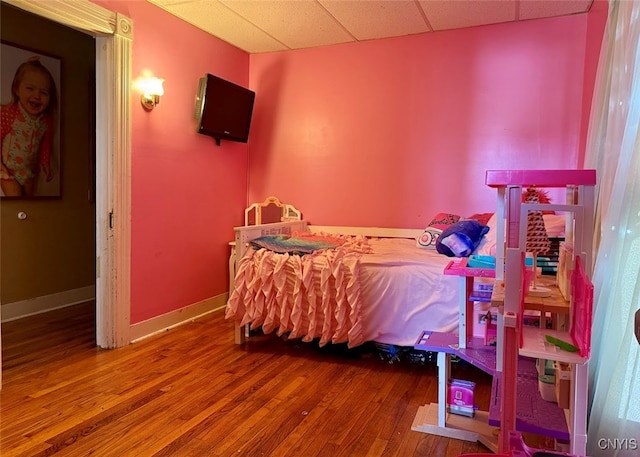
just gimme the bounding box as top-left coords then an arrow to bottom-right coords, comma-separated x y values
250,235 -> 342,255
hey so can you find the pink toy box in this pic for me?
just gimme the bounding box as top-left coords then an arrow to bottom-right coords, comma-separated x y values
448,379 -> 476,417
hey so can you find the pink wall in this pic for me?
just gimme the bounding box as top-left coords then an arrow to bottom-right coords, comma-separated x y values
249,14 -> 599,228
87,1 -> 605,327
94,1 -> 250,323
579,0 -> 609,167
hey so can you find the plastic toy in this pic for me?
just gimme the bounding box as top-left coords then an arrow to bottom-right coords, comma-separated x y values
448,379 -> 476,417
413,170 -> 595,456
457,431 -> 582,456
485,170 -> 595,455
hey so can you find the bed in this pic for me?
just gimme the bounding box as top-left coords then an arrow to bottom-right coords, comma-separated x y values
226,220 -> 472,349
225,203 -> 567,349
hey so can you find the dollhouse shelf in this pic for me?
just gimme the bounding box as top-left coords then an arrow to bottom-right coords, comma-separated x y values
490,276 -> 571,327
415,331 -> 496,375
443,258 -> 495,279
519,328 -> 587,365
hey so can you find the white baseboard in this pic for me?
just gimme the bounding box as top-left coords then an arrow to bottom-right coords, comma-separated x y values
130,293 -> 229,343
1,286 -> 96,323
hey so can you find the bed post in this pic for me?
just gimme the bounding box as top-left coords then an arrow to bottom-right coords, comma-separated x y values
235,324 -> 246,344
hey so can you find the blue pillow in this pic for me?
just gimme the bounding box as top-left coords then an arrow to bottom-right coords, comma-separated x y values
436,220 -> 490,257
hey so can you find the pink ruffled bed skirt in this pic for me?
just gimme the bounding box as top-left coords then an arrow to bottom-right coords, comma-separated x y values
226,238 -> 369,348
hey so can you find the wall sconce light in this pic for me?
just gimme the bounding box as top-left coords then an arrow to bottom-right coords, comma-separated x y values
135,74 -> 165,110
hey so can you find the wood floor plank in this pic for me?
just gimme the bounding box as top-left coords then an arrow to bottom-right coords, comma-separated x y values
219,362 -> 348,456
1,301 -> 498,456
208,364 -> 331,455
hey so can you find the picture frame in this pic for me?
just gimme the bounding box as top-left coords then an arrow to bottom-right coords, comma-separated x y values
1,41 -> 62,198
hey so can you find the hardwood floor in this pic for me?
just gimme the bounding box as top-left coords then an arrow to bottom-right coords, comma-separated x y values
1,302 -> 494,456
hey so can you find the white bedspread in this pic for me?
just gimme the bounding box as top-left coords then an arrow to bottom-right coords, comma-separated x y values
358,238 -> 460,346
226,236 -> 460,348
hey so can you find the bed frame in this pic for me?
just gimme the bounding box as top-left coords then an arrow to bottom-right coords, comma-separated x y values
228,220 -> 423,344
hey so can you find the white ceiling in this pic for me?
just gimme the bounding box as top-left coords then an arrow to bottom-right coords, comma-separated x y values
147,0 -> 594,54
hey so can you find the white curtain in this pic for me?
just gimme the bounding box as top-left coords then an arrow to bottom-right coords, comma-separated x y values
586,1 -> 640,456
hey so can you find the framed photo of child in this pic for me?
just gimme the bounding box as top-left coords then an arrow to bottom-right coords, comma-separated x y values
1,41 -> 61,198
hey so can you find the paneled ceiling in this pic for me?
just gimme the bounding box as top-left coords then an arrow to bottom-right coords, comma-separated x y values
148,0 -> 594,54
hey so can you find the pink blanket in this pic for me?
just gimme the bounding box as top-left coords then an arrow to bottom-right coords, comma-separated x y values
226,236 -> 372,347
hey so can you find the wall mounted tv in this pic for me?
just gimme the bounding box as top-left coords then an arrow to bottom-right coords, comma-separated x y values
194,73 -> 256,145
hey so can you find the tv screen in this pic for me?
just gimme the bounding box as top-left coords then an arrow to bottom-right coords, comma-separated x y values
194,73 -> 255,144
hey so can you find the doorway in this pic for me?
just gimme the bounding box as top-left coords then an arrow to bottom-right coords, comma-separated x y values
0,1 -> 96,338
0,0 -> 133,388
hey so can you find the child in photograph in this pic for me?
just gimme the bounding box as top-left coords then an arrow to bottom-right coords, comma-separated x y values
1,56 -> 58,197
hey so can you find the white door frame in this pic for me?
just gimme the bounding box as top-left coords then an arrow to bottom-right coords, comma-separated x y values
1,0 -> 132,387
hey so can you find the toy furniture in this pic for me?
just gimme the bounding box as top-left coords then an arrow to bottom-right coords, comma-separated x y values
413,170 -> 595,456
244,195 -> 302,226
228,196 -> 302,297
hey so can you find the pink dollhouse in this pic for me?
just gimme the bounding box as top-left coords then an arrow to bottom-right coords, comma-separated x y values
413,169 -> 595,457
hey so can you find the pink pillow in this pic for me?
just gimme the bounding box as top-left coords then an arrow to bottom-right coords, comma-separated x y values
467,212 -> 494,226
417,213 -> 460,249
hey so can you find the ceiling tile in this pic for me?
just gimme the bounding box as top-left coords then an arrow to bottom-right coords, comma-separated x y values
221,0 -> 355,50
419,0 -> 516,31
147,0 -> 594,54
519,0 -> 592,20
319,1 -> 431,41
149,0 -> 288,53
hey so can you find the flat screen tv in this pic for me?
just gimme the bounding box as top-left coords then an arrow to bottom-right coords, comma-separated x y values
194,73 -> 256,145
